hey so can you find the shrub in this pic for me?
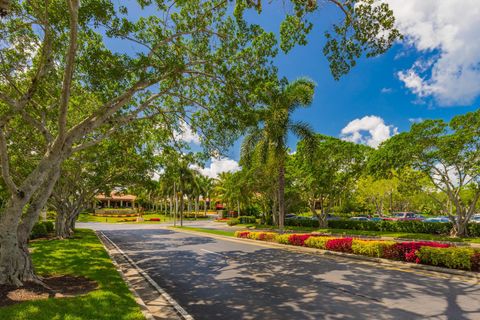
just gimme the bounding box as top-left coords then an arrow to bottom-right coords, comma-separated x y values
471,251 -> 480,272
227,218 -> 240,226
234,231 -> 250,238
30,222 -> 48,239
247,232 -> 264,240
285,218 -> 319,228
326,238 -> 353,253
43,221 -> 54,233
275,234 -> 291,244
351,240 -> 396,258
238,216 -> 257,224
288,234 -> 311,246
258,232 -> 277,241
304,236 -> 335,250
384,241 -> 450,263
417,246 -> 474,270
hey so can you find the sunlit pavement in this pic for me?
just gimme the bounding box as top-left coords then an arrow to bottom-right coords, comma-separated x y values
81,223 -> 480,320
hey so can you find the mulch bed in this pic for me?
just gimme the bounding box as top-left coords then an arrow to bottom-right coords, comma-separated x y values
0,275 -> 98,307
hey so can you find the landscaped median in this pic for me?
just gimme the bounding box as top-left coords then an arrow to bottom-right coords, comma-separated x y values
234,231 -> 480,272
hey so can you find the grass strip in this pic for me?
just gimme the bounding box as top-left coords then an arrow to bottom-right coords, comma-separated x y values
174,226 -> 235,237
0,229 -> 145,320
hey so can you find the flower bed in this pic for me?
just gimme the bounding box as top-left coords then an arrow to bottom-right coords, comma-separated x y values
234,231 -> 479,272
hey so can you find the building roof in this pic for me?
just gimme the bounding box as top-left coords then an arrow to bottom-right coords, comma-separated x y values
95,192 -> 137,201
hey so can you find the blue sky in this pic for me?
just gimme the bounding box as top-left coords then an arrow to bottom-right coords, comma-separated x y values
120,1 -> 480,177
236,1 -> 479,155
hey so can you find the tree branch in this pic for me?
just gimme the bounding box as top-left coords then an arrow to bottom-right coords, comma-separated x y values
0,126 -> 18,194
58,0 -> 79,139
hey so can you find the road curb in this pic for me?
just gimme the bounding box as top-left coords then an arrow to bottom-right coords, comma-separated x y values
172,228 -> 480,282
97,231 -> 193,320
96,231 -> 156,320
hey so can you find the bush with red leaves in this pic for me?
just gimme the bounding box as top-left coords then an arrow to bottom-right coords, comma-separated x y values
382,241 -> 450,263
471,251 -> 480,272
325,238 -> 353,253
288,234 -> 311,246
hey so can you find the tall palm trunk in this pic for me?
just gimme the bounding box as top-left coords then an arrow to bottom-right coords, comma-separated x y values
278,163 -> 285,233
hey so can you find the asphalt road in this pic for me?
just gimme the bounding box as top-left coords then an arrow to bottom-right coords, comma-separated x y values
82,223 -> 480,320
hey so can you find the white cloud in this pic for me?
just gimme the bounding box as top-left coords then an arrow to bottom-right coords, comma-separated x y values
408,117 -> 424,123
197,157 -> 240,179
387,0 -> 480,106
340,115 -> 398,148
174,120 -> 201,144
381,87 -> 393,94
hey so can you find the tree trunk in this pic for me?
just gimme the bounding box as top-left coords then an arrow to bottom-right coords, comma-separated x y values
0,165 -> 60,286
195,197 -> 199,220
180,193 -> 184,227
272,196 -> 278,227
278,164 -> 285,233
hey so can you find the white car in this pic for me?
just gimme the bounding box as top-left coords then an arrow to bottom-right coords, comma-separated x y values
471,216 -> 480,223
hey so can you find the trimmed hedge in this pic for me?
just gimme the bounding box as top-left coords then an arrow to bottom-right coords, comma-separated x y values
288,234 -> 311,246
234,231 -> 480,272
352,240 -> 396,258
304,236 -> 335,250
227,218 -> 240,226
283,218 -> 480,237
30,221 -> 54,239
238,216 -> 257,224
285,218 -> 319,228
325,238 -> 353,253
417,247 -> 474,270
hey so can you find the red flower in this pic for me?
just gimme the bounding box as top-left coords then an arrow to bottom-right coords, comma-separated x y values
326,238 -> 353,253
288,234 -> 312,246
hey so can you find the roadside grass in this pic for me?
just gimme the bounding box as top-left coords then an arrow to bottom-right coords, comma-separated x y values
234,223 -> 480,244
174,226 -> 236,237
78,213 -> 209,224
0,229 -> 144,320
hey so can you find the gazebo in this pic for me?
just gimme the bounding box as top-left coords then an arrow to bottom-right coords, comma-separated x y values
94,192 -> 137,214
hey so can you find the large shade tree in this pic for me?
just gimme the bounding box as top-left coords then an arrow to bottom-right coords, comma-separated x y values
0,0 -> 277,286
293,135 -> 369,226
371,110 -> 480,237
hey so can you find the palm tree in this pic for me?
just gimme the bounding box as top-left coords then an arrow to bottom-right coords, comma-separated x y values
197,175 -> 214,216
241,78 -> 316,232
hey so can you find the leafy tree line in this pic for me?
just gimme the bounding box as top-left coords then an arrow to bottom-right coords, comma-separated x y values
210,109 -> 480,238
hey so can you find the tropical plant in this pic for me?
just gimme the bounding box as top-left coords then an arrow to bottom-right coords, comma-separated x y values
241,78 -> 316,232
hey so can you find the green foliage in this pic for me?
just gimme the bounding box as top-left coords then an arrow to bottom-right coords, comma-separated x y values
0,230 -> 144,319
238,215 -> 257,224
227,218 -> 240,226
285,218 -> 319,228
417,247 -> 475,271
371,109 -> 480,236
351,239 -> 396,258
236,0 -> 401,80
304,236 -> 335,250
327,220 -> 459,235
30,222 -> 49,239
275,234 -> 291,244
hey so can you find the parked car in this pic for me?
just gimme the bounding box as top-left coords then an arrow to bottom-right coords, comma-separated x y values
424,217 -> 450,223
350,216 -> 370,221
391,212 -> 423,221
285,214 -> 297,220
311,214 -> 341,221
370,217 -> 383,222
471,216 -> 480,224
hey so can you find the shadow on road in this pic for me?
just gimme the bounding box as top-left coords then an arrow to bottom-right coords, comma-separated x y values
104,229 -> 480,320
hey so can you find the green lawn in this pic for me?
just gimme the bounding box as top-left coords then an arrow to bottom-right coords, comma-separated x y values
174,226 -> 236,237
78,213 -> 209,224
235,223 -> 480,244
0,229 -> 145,320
